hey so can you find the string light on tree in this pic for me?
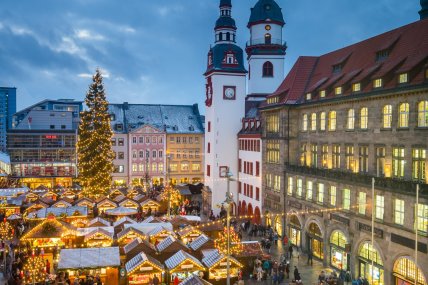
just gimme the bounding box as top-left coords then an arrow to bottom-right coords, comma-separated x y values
215,227 -> 243,256
0,220 -> 14,240
77,69 -> 115,198
22,255 -> 46,284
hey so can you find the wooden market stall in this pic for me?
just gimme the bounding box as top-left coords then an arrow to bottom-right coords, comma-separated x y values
179,275 -> 213,285
57,247 -> 120,285
117,227 -> 146,246
155,236 -> 190,263
164,250 -> 205,284
188,234 -> 215,260
124,237 -> 157,261
125,252 -> 165,285
178,226 -> 204,244
96,198 -> 118,214
140,199 -> 161,214
83,228 -> 114,247
119,198 -> 139,209
201,250 -> 243,284
147,225 -> 176,245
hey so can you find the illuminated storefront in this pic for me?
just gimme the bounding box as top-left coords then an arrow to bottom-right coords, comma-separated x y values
329,230 -> 349,270
393,257 -> 427,285
126,252 -> 165,285
287,215 -> 301,247
202,251 -> 243,282
275,216 -> 282,235
165,250 -> 205,284
307,222 -> 323,259
358,242 -> 384,285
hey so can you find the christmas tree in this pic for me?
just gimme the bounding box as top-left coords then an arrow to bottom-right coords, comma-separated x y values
23,255 -> 46,284
215,226 -> 243,256
0,220 -> 13,240
77,69 -> 114,197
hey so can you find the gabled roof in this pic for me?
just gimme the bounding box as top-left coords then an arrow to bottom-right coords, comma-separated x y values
178,226 -> 204,239
27,206 -> 88,219
84,228 -> 114,242
74,197 -> 95,207
264,18 -> 428,107
58,247 -> 120,269
179,275 -> 213,285
164,250 -> 204,271
21,219 -> 77,240
116,226 -> 146,241
189,234 -> 212,251
51,199 -> 72,208
202,250 -> 243,268
125,252 -> 164,275
156,235 -> 187,252
140,199 -> 161,207
113,216 -> 137,227
124,237 -> 157,260
88,217 -> 111,227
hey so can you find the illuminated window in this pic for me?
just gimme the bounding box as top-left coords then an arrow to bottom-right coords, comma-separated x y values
352,83 -> 361,92
266,114 -> 280,133
328,111 -> 336,131
394,199 -> 405,225
311,144 -> 318,167
358,192 -> 366,215
359,146 -> 369,173
360,107 -> 368,129
192,163 -> 200,171
287,177 -> 294,196
398,73 -> 408,84
347,109 -> 355,130
374,195 -> 385,220
306,93 -> 312,101
321,145 -> 328,168
382,105 -> 392,128
302,114 -> 308,131
332,145 -> 341,169
393,257 -> 426,285
317,183 -> 324,204
266,140 -> 280,164
373,78 -> 383,88
158,163 -> 164,172
273,175 -> 281,193
393,147 -> 405,178
345,145 -> 355,172
306,181 -> 313,201
342,189 -> 350,210
132,163 -> 137,172
311,113 -> 317,131
398,103 -> 409,128
152,163 -> 158,172
300,144 -> 307,166
335,86 -> 342,95
320,112 -> 326,131
376,147 -> 385,177
412,148 -> 426,182
320,90 -> 326,98
417,101 -> 428,127
416,204 -> 428,233
297,178 -> 303,197
139,164 -> 144,172
359,243 -> 383,266
330,186 -> 337,206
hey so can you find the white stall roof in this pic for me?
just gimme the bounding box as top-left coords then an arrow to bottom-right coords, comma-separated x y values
58,247 -> 120,269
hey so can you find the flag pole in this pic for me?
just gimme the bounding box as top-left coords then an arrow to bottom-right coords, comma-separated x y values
415,184 -> 419,285
371,177 -> 375,285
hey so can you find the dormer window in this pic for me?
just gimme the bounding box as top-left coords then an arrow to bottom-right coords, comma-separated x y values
223,52 -> 237,65
352,83 -> 361,92
398,73 -> 408,84
319,90 -> 326,98
333,64 -> 342,73
306,93 -> 312,101
110,114 -> 116,121
267,96 -> 279,104
376,49 -> 389,62
335,86 -> 343,95
373,78 -> 383,88
115,124 -> 123,131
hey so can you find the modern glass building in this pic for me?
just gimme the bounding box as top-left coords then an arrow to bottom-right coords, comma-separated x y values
0,87 -> 17,153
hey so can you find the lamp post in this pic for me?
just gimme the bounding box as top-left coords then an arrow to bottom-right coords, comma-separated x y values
224,170 -> 235,285
166,154 -> 172,218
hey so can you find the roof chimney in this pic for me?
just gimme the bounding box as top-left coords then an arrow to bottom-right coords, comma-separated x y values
420,0 -> 428,20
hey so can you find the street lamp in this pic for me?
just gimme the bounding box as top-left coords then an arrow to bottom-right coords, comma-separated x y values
224,170 -> 235,285
166,154 -> 172,218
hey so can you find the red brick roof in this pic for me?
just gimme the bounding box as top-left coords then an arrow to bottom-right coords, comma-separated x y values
265,18 -> 428,106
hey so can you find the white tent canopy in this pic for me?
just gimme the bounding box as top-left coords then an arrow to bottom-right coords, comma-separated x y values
58,247 -> 120,269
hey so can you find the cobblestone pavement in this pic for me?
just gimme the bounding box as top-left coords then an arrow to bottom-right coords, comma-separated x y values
242,234 -> 334,285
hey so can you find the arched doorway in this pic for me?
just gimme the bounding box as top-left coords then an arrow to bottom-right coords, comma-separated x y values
358,242 -> 384,285
242,201 -> 247,217
307,222 -> 324,259
265,212 -> 272,227
238,201 -> 242,215
393,257 -> 427,285
288,214 -> 302,247
254,207 -> 261,224
275,216 -> 283,235
247,203 -> 254,222
330,230 -> 349,270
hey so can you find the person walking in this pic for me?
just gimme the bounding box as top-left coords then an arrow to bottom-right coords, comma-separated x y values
344,271 -> 352,285
285,262 -> 290,279
288,245 -> 293,259
307,250 -> 313,266
294,266 -> 301,281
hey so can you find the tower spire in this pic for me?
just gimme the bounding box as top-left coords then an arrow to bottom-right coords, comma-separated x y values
214,0 -> 236,44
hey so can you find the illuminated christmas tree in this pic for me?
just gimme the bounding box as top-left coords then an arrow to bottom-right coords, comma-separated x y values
77,69 -> 115,197
0,220 -> 13,240
23,255 -> 46,284
215,226 -> 243,256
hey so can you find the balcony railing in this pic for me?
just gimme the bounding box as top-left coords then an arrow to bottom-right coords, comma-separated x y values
285,164 -> 428,197
246,38 -> 287,47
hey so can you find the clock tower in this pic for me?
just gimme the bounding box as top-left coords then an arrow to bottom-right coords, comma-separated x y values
204,0 -> 246,213
246,0 -> 286,95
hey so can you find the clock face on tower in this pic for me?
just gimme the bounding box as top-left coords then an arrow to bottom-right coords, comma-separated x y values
223,86 -> 236,100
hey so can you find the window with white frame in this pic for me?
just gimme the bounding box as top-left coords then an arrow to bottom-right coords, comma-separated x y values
394,199 -> 405,225
375,195 -> 385,220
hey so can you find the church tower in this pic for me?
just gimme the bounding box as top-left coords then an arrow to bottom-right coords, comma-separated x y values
247,0 -> 286,95
204,0 -> 247,213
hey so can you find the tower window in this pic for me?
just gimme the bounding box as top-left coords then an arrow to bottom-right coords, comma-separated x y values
226,32 -> 230,41
219,33 -> 223,41
263,61 -> 274,77
265,33 -> 272,44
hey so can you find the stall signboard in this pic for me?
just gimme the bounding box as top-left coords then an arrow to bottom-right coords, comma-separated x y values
139,267 -> 153,272
220,262 -> 228,266
181,264 -> 194,269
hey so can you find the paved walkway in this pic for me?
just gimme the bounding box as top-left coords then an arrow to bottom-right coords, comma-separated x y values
0,272 -> 6,285
242,233 -> 333,284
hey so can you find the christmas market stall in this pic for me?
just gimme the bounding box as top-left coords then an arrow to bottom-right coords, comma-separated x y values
119,198 -> 140,210
51,198 -> 73,208
82,228 -> 114,247
178,226 -> 204,244
124,238 -> 157,261
155,236 -> 190,262
26,206 -> 88,224
164,250 -> 205,284
179,275 -> 213,285
96,198 -> 118,215
117,227 -> 146,246
188,235 -> 215,260
147,225 -> 176,245
201,250 -> 243,284
57,247 -> 120,285
140,199 -> 161,214
234,241 -> 267,276
88,217 -> 111,227
125,252 -> 165,285
73,197 -> 96,214
20,218 -> 78,249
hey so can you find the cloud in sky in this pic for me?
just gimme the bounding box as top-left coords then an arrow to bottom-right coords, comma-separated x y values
0,0 -> 420,111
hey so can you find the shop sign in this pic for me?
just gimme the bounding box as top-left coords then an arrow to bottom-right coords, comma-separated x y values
330,214 -> 350,226
288,200 -> 302,210
181,264 -> 194,269
140,266 -> 153,271
220,262 -> 228,266
391,233 -> 428,253
306,206 -> 323,217
357,222 -> 383,238
120,268 -> 126,278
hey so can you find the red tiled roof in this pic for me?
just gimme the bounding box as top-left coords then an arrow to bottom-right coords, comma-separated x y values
267,18 -> 428,105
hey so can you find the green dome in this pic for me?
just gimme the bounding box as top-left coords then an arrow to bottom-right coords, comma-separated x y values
215,16 -> 236,29
220,0 -> 231,7
248,0 -> 285,27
